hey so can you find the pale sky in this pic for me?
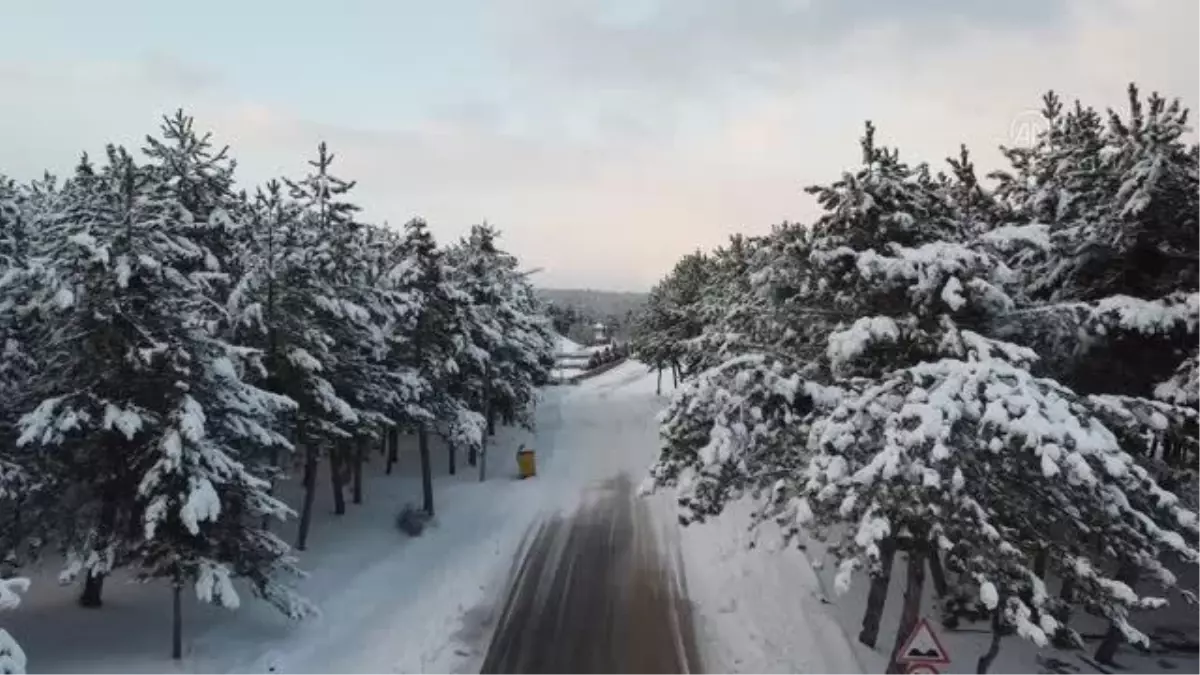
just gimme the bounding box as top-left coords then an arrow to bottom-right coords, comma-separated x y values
2,0 -> 1197,290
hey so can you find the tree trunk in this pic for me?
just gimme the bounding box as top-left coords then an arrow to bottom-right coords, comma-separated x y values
79,492 -> 117,607
928,544 -> 948,598
263,445 -> 281,532
479,439 -> 488,483
329,448 -> 346,516
859,538 -> 897,647
297,435 -> 318,551
5,502 -> 21,572
672,362 -> 678,387
352,438 -> 364,505
80,572 -> 106,608
386,427 -> 398,475
172,581 -> 183,660
886,547 -> 928,674
384,425 -> 393,473
1027,547 -> 1048,622
418,426 -> 434,516
484,372 -> 496,437
1095,563 -> 1139,665
448,441 -> 457,476
1051,577 -> 1077,648
977,607 -> 1004,674
656,366 -> 663,395
468,446 -> 478,467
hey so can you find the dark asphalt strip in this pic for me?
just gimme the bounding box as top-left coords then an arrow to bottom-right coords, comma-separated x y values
480,474 -> 701,674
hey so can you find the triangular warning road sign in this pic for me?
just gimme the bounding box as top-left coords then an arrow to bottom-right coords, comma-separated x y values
897,618 -> 950,665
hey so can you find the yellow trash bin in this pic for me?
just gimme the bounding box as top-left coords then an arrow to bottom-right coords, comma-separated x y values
517,447 -> 536,479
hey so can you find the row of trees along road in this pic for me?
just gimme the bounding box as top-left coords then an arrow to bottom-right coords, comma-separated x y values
635,84 -> 1198,673
0,111 -> 555,670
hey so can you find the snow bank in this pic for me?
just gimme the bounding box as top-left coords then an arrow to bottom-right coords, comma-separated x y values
576,359 -> 656,393
677,498 -> 864,673
552,366 -> 587,381
555,333 -> 583,354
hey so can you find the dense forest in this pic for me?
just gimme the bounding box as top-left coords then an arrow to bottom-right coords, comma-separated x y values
635,85 -> 1199,672
0,112 -> 555,671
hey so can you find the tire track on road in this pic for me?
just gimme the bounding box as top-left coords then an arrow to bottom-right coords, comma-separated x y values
480,473 -> 701,674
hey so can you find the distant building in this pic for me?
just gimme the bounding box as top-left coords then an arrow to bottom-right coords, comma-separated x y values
592,322 -> 607,344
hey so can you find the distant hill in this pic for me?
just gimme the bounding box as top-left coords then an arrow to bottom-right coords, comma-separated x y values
536,288 -> 648,316
535,288 -> 648,343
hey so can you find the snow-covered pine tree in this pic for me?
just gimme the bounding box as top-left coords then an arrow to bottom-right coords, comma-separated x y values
18,117 -> 312,658
490,267 -> 555,428
632,251 -> 713,391
454,225 -> 509,445
15,148 -> 145,608
631,283 -> 676,395
340,223 -> 409,504
985,85 -> 1198,488
939,145 -> 1000,238
227,180 -> 299,523
0,575 -> 30,674
282,142 -> 366,523
0,174 -> 45,572
444,224 -> 552,478
681,233 -> 770,375
136,115 -> 313,653
314,221 -> 393,513
432,268 -> 489,476
229,177 -> 352,547
440,247 -> 491,468
984,86 -> 1199,661
379,219 -> 460,513
647,121 -> 1199,671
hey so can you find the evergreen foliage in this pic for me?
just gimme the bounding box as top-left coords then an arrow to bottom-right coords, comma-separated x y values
0,111 -> 554,666
640,85 -> 1200,667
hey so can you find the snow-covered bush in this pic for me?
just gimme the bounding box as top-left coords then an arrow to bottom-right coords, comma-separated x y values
396,504 -> 433,537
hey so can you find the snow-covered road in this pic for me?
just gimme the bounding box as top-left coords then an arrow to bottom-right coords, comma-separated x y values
479,473 -> 700,673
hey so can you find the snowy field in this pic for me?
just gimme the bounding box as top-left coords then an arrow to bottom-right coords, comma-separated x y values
5,360 -> 1194,673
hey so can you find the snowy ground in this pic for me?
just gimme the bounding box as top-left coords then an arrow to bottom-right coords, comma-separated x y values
6,360 -> 1192,673
550,366 -> 586,381
554,334 -> 609,358
5,417 -> 551,673
554,333 -> 583,354
550,332 -> 611,382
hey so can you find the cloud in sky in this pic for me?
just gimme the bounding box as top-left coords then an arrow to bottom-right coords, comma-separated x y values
1,0 -> 1196,290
